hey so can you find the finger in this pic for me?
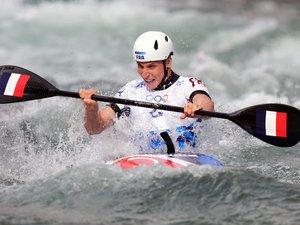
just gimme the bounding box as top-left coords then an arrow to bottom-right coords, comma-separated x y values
191,105 -> 203,116
80,89 -> 97,99
180,113 -> 187,119
181,103 -> 192,119
83,99 -> 98,111
79,89 -> 84,98
84,98 -> 96,104
185,103 -> 193,114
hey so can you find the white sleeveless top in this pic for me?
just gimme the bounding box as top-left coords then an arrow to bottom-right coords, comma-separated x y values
113,72 -> 210,153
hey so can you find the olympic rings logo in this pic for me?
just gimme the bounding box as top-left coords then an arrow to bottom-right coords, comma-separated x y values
146,94 -> 168,103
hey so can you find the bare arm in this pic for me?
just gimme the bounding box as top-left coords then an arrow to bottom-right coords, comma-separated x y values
180,94 -> 214,119
79,89 -> 116,135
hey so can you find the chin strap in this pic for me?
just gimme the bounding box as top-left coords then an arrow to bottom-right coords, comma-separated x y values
154,60 -> 168,90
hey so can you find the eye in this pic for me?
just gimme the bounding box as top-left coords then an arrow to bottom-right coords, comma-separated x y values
148,64 -> 157,69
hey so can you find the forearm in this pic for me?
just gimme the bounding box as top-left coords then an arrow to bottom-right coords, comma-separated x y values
84,106 -> 116,135
84,110 -> 104,135
80,89 -> 115,135
201,98 -> 214,112
193,94 -> 214,111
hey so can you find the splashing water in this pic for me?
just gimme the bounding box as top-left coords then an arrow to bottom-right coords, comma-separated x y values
0,0 -> 300,224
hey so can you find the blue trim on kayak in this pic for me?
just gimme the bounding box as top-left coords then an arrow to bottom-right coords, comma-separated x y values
166,153 -> 224,167
196,154 -> 224,167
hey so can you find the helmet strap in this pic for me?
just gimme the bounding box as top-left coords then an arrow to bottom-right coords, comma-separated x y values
154,60 -> 168,90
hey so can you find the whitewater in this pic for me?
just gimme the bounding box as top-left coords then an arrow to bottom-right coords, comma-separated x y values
0,0 -> 300,224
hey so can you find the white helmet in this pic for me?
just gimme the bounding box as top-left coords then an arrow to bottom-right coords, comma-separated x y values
133,31 -> 174,62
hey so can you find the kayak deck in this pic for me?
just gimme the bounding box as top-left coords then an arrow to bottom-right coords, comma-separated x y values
108,154 -> 223,169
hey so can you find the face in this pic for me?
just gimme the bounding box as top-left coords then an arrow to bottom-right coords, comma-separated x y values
137,58 -> 172,90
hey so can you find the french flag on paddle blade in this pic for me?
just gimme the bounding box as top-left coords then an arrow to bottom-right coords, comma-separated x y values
256,110 -> 287,138
0,72 -> 30,97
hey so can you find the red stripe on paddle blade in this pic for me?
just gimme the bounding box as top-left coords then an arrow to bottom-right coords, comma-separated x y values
13,74 -> 30,97
276,112 -> 287,138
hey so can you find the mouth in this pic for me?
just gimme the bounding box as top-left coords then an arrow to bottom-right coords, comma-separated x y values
144,78 -> 156,85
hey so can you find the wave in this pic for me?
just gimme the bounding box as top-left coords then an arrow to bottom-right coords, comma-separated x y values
1,165 -> 300,224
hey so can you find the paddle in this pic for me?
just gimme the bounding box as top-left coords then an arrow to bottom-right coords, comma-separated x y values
1,65 -> 300,147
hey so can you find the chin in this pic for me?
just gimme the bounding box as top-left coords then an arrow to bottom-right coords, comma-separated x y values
146,83 -> 157,90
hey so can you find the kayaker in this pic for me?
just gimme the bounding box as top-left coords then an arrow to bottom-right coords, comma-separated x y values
80,31 -> 214,151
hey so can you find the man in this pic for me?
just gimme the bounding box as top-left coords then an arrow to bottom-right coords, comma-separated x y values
80,31 -> 214,152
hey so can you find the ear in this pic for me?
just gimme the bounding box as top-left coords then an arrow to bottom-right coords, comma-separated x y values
165,56 -> 172,69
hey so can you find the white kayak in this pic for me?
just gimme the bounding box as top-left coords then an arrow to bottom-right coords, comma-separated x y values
108,154 -> 223,169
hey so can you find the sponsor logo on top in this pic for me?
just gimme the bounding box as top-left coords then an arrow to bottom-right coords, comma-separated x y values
146,94 -> 168,103
189,77 -> 206,88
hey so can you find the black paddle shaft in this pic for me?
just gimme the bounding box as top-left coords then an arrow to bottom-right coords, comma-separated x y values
58,89 -> 230,118
1,65 -> 300,147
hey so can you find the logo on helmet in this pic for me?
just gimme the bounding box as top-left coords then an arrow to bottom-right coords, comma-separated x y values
135,51 -> 146,60
136,55 -> 145,60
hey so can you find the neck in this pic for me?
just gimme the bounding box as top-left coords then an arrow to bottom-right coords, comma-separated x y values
154,70 -> 179,91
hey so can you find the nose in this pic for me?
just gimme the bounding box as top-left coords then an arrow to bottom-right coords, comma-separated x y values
140,68 -> 150,78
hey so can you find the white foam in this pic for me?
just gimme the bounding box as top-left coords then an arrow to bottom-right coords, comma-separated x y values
1,0 -> 300,182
